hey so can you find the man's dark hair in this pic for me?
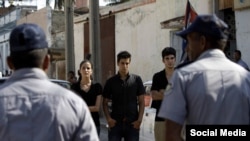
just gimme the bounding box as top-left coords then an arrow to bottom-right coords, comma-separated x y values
194,33 -> 228,50
235,50 -> 241,57
204,36 -> 228,50
10,48 -> 49,69
162,47 -> 176,59
117,51 -> 131,63
68,70 -> 75,76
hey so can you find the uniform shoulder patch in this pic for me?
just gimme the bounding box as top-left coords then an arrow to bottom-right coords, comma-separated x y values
165,83 -> 172,92
164,83 -> 173,96
175,61 -> 194,69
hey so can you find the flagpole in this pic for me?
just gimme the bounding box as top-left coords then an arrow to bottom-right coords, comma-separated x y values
180,0 -> 189,63
179,0 -> 198,63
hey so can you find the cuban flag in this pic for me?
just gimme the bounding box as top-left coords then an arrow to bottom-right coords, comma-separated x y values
180,0 -> 198,63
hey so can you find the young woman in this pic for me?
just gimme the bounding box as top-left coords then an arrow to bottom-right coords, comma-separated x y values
71,60 -> 103,136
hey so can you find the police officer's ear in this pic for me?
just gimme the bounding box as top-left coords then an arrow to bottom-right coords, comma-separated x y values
42,54 -> 50,72
7,56 -> 15,70
200,35 -> 207,50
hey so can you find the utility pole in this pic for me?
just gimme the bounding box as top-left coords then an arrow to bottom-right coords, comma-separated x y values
89,0 -> 102,83
65,0 -> 75,79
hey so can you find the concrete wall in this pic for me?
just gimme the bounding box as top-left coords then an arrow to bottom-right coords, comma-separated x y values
75,0 -> 88,8
17,6 -> 52,46
74,22 -> 84,74
115,4 -> 157,82
235,8 -> 250,67
16,7 -> 67,79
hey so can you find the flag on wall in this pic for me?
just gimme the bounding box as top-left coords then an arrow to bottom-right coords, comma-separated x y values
180,0 -> 198,63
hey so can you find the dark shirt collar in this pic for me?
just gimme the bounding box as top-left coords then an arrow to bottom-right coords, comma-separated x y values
116,72 -> 130,80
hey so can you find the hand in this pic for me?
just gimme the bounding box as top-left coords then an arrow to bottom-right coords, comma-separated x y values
152,90 -> 164,100
107,118 -> 116,128
159,89 -> 165,94
132,120 -> 142,129
151,90 -> 160,100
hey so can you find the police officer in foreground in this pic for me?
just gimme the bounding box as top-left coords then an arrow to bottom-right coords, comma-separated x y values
0,23 -> 99,141
158,15 -> 250,141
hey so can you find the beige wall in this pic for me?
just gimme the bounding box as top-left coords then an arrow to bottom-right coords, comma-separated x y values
115,0 -> 213,82
75,0 -> 89,8
235,8 -> 250,68
115,3 -> 159,82
17,6 -> 52,46
16,6 -> 68,79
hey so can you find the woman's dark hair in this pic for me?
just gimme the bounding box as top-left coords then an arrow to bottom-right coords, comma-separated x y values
68,70 -> 75,76
195,33 -> 228,50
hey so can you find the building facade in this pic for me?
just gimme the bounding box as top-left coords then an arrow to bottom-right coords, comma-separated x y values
1,0 -> 249,82
0,5 -> 66,79
74,0 -> 214,84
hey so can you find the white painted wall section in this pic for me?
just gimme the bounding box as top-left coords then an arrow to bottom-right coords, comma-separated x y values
235,8 -> 250,68
74,22 -> 84,73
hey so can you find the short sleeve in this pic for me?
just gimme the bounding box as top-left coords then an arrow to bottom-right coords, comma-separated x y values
74,99 -> 99,141
158,70 -> 187,125
136,76 -> 146,96
102,79 -> 111,99
95,83 -> 103,96
151,73 -> 160,91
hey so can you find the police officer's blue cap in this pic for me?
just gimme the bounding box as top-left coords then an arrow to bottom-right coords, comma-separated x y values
176,14 -> 229,40
9,23 -> 48,52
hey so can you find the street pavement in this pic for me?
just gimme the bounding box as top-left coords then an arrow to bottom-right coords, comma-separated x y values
99,119 -> 155,141
99,117 -> 108,141
99,108 -> 156,141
